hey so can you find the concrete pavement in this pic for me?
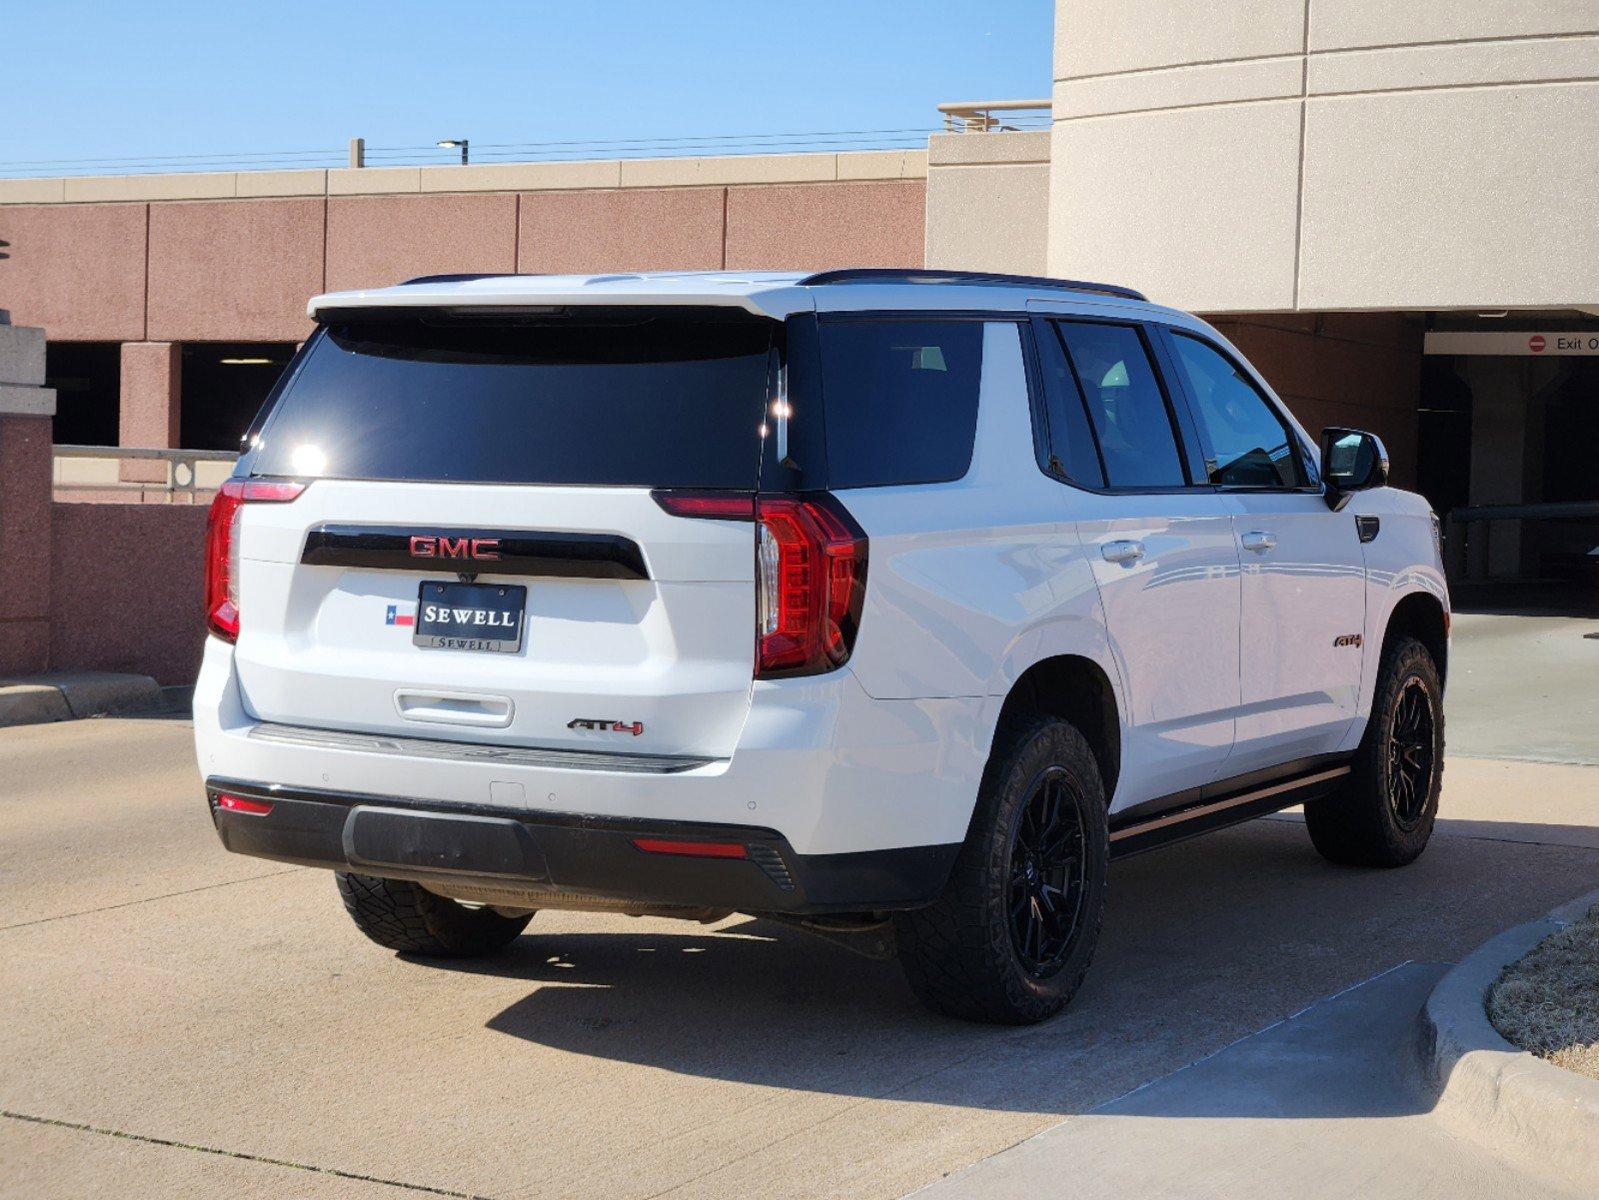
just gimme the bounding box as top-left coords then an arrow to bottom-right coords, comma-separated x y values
914,963 -> 1591,1200
3,713 -> 1598,1199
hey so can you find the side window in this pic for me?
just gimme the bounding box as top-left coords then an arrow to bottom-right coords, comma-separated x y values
1054,320 -> 1188,489
1169,333 -> 1306,489
817,318 -> 985,488
1032,320 -> 1106,487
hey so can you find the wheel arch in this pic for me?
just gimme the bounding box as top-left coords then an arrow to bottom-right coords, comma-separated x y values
1383,590 -> 1449,687
992,654 -> 1122,803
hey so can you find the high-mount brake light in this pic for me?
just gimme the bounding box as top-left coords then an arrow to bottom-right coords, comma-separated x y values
651,489 -> 868,679
205,479 -> 306,643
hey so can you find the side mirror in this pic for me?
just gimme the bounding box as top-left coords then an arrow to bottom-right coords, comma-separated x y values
1320,428 -> 1389,511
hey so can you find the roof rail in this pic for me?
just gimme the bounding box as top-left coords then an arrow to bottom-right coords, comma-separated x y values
398,272 -> 520,286
798,268 -> 1146,302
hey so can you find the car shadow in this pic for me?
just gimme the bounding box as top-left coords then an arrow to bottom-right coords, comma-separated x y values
404,812 -> 1599,1120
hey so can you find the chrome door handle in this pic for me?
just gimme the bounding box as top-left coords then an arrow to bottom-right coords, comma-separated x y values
1101,539 -> 1146,565
1241,530 -> 1277,554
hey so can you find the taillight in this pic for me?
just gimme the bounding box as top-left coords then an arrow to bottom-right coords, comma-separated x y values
204,478 -> 305,642
653,489 -> 867,679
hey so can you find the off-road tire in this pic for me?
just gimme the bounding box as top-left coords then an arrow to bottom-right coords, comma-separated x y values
336,871 -> 533,957
894,714 -> 1109,1025
1304,634 -> 1443,868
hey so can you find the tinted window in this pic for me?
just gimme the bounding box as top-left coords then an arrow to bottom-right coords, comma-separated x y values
818,319 -> 984,488
1055,321 -> 1187,489
246,313 -> 772,487
1170,333 -> 1304,488
1033,321 -> 1105,487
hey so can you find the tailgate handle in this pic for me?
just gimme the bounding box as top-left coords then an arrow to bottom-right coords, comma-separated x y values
394,689 -> 515,729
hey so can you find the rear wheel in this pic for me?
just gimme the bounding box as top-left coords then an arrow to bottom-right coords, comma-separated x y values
336,872 -> 532,957
1305,634 -> 1443,868
894,715 -> 1109,1024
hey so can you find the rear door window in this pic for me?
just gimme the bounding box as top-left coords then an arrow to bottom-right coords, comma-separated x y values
1167,332 -> 1306,488
816,318 -> 984,488
246,311 -> 773,488
1053,320 -> 1189,489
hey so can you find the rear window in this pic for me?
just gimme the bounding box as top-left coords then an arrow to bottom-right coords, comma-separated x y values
816,318 -> 984,488
247,311 -> 773,488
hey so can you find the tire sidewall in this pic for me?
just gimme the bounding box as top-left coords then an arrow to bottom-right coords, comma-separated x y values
976,721 -> 1110,1013
1369,637 -> 1444,849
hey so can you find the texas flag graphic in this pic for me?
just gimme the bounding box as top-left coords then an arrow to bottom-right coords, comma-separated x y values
385,604 -> 415,628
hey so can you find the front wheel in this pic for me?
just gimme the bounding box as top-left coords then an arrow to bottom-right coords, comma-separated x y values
1305,634 -> 1444,868
894,714 -> 1109,1024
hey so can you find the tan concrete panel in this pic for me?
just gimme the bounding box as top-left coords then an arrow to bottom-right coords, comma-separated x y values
1309,0 -> 1599,53
235,169 -> 328,198
723,180 -> 925,271
0,178 -> 66,204
1309,33 -> 1599,94
326,166 -> 421,195
1055,0 -> 1306,80
64,172 -> 236,202
1054,55 -> 1303,119
620,153 -> 837,188
1298,83 -> 1599,310
325,193 -> 517,293
926,163 -> 1049,276
0,203 -> 147,341
1048,101 -> 1302,311
419,160 -> 621,192
146,199 -> 324,342
517,188 -> 724,274
928,131 -> 1050,167
837,150 -> 926,179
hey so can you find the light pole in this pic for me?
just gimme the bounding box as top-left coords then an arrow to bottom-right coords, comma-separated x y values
436,138 -> 469,166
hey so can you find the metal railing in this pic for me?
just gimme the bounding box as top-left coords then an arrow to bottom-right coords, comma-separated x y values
1445,500 -> 1599,580
53,444 -> 239,497
936,99 -> 1052,133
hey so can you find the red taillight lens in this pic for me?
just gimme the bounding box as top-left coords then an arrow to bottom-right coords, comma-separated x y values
651,489 -> 868,680
215,793 -> 274,815
631,837 -> 748,859
204,478 -> 305,643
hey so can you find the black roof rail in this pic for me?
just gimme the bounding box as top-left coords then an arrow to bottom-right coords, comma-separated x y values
398,272 -> 524,286
797,268 -> 1146,302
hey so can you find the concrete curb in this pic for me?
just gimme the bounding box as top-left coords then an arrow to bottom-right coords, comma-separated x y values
0,671 -> 164,728
1418,887 -> 1599,1183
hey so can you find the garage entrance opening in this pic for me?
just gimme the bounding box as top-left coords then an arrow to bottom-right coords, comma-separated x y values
180,343 -> 296,451
45,342 -> 120,446
1421,318 -> 1599,606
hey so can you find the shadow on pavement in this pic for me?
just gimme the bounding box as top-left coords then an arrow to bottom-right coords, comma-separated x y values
405,814 -> 1599,1120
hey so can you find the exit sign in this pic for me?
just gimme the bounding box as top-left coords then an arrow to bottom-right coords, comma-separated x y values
1424,331 -> 1599,356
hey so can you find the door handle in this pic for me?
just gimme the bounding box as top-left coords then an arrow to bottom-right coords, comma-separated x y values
1101,539 -> 1146,565
1241,530 -> 1277,554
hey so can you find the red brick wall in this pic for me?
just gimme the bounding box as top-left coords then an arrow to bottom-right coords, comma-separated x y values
49,502 -> 208,684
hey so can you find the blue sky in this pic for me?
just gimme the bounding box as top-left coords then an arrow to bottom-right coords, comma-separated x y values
3,2 -> 1053,175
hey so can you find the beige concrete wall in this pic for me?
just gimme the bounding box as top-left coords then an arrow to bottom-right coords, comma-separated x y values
925,132 -> 1050,276
1049,0 -> 1599,312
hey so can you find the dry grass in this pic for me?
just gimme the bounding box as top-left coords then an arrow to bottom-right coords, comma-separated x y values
1488,904 -> 1599,1079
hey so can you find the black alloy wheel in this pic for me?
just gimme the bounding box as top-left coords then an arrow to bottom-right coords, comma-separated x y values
1008,767 -> 1089,977
1386,676 -> 1437,830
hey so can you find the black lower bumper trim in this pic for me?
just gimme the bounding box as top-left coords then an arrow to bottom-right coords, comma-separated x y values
205,778 -> 958,915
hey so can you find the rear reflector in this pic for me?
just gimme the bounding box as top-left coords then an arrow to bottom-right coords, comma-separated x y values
630,837 -> 748,859
215,793 -> 274,816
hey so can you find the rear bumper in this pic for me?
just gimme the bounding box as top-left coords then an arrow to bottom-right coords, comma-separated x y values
194,637 -> 991,858
206,779 -> 959,914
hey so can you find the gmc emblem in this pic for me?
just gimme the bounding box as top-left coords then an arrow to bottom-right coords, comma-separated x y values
409,535 -> 501,561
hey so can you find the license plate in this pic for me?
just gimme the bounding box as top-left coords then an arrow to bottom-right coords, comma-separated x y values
414,581 -> 526,653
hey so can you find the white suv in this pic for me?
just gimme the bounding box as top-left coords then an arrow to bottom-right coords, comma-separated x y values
195,269 -> 1449,1024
